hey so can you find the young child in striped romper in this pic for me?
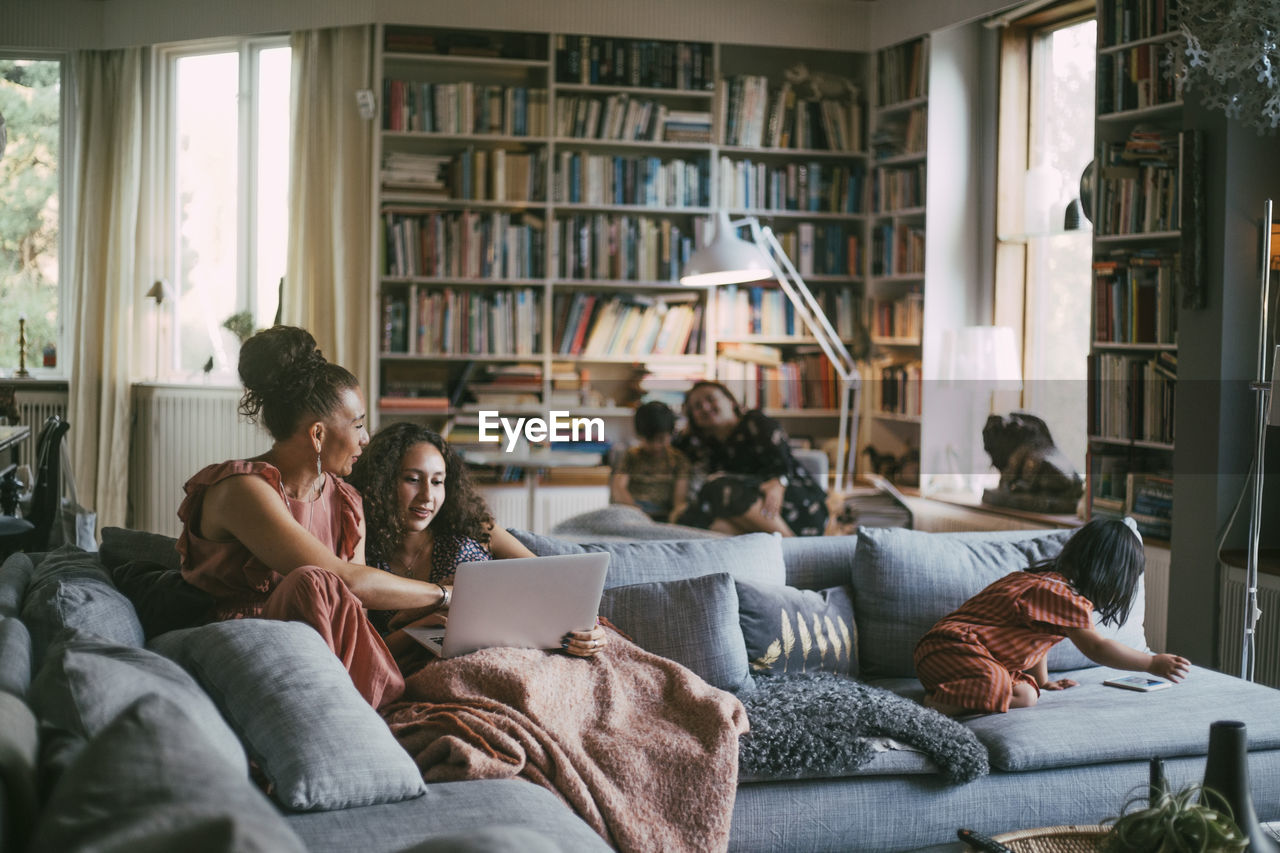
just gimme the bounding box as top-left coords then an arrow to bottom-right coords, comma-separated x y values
913,517 -> 1190,715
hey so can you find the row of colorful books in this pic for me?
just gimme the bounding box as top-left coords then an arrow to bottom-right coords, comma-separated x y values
867,291 -> 924,341
868,358 -> 922,416
1100,0 -> 1175,47
383,210 -> 546,280
381,149 -> 547,204
554,35 -> 715,91
382,81 -> 548,136
717,75 -> 862,152
551,291 -> 704,358
713,282 -> 862,340
870,224 -> 926,278
1092,251 -> 1179,345
715,349 -> 840,410
556,214 -> 697,282
1098,43 -> 1178,115
877,39 -> 928,106
1096,132 -> 1181,236
871,163 -> 926,212
1087,351 -> 1177,444
380,286 -> 542,356
716,157 -> 866,214
552,152 -> 711,208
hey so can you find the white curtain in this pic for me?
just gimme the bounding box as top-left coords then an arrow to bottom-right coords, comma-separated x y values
285,26 -> 374,395
67,48 -> 148,533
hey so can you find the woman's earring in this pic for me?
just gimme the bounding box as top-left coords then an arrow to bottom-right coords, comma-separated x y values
316,453 -> 322,478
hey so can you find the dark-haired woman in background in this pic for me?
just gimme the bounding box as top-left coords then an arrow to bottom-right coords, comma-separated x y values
176,325 -> 448,709
673,380 -> 828,537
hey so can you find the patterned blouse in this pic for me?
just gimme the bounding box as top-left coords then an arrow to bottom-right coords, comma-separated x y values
368,533 -> 490,634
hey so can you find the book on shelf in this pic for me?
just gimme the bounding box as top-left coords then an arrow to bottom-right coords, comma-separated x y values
1087,351 -> 1176,444
1096,127 -> 1181,237
383,209 -> 546,279
872,162 -> 925,211
718,342 -> 783,366
554,35 -> 713,90
1099,0 -> 1175,46
716,157 -> 865,214
1092,250 -> 1179,345
554,213 -> 695,281
380,396 -> 451,412
876,38 -> 928,105
381,286 -> 542,356
716,346 -> 838,410
382,80 -> 548,137
553,151 -> 710,208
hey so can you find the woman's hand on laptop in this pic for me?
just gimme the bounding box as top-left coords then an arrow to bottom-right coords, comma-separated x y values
562,622 -> 607,658
389,607 -> 448,632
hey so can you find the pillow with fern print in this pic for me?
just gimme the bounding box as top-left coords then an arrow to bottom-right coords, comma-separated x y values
735,580 -> 857,678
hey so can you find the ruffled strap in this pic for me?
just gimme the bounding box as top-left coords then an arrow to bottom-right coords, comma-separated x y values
177,460 -> 285,569
331,477 -> 365,562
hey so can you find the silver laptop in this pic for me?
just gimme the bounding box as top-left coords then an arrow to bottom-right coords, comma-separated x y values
403,552 -> 610,658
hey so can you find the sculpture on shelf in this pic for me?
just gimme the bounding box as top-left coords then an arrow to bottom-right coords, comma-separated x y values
981,412 -> 1083,514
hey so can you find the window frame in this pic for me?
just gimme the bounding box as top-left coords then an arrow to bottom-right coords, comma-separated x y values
154,35 -> 290,381
0,50 -> 72,380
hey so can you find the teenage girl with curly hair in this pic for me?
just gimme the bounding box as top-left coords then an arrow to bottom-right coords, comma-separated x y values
347,421 -> 606,657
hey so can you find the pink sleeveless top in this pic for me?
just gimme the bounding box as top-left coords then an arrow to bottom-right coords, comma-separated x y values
177,460 -> 364,611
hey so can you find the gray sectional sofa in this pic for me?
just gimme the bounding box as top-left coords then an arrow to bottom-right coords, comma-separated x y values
1,525 -> 1278,853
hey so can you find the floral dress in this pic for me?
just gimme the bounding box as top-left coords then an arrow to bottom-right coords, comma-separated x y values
368,534 -> 490,635
673,409 -> 829,537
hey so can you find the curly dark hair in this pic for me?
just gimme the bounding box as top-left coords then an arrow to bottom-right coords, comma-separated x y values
238,325 -> 359,441
680,380 -> 745,440
347,422 -> 493,567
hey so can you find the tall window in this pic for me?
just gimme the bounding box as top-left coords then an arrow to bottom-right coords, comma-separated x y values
160,39 -> 290,378
0,56 -> 64,375
996,10 -> 1096,475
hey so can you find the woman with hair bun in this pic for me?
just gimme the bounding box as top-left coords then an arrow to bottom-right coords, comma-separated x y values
177,325 -> 447,709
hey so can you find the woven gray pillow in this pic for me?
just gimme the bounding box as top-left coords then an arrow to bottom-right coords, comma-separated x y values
98,527 -> 181,573
28,694 -> 306,853
0,552 -> 33,617
29,637 -> 247,780
599,573 -> 752,693
850,527 -> 1077,678
21,576 -> 144,667
509,530 -> 787,589
151,619 -> 426,812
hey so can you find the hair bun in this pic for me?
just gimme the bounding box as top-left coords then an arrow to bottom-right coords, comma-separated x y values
239,325 -> 325,397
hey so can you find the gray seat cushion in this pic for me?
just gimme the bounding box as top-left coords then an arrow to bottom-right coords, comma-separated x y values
965,664 -> 1280,772
0,552 -> 33,618
0,616 -> 32,698
509,529 -> 787,589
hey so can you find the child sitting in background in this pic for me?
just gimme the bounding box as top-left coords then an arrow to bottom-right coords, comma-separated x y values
610,401 -> 690,522
913,517 -> 1190,716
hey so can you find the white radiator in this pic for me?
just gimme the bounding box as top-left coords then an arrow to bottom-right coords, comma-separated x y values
478,485 -> 531,532
129,385 -> 268,537
13,389 -> 69,469
1220,566 -> 1280,688
536,485 -> 609,534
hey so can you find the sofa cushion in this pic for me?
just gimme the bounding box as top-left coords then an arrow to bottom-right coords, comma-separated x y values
28,636 -> 247,780
151,619 -> 426,812
966,665 -> 1280,772
21,572 -> 144,667
735,580 -> 857,677
99,526 -> 182,573
27,694 -> 307,853
0,616 -> 32,698
509,530 -> 787,589
850,527 -> 1078,677
0,552 -> 33,617
778,535 -> 859,591
0,690 -> 38,852
599,573 -> 752,693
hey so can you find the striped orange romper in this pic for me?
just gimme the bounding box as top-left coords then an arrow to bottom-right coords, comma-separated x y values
913,571 -> 1094,713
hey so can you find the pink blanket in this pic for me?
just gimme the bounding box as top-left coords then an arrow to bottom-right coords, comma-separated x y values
381,630 -> 748,853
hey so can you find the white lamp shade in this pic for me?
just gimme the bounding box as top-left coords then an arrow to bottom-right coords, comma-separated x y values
680,211 -> 773,286
940,326 -> 1022,386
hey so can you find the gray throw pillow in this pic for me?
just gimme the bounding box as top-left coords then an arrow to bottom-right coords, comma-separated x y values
110,559 -> 213,640
0,615 -> 32,698
27,694 -> 307,853
599,573 -> 752,693
509,530 -> 787,589
0,552 -> 33,618
150,619 -> 426,812
99,526 -> 182,573
29,636 -> 247,780
850,527 -> 1077,677
21,575 -> 144,667
735,580 -> 857,678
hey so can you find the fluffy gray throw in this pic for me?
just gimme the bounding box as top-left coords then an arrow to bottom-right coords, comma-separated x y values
739,672 -> 989,784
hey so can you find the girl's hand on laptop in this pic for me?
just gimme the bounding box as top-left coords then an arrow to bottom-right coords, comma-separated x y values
562,623 -> 607,658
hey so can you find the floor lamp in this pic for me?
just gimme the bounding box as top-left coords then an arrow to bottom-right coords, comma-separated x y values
681,211 -> 862,493
145,279 -> 172,380
1242,200 -> 1278,682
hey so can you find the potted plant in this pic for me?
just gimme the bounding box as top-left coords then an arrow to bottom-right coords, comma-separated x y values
1104,784 -> 1247,853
